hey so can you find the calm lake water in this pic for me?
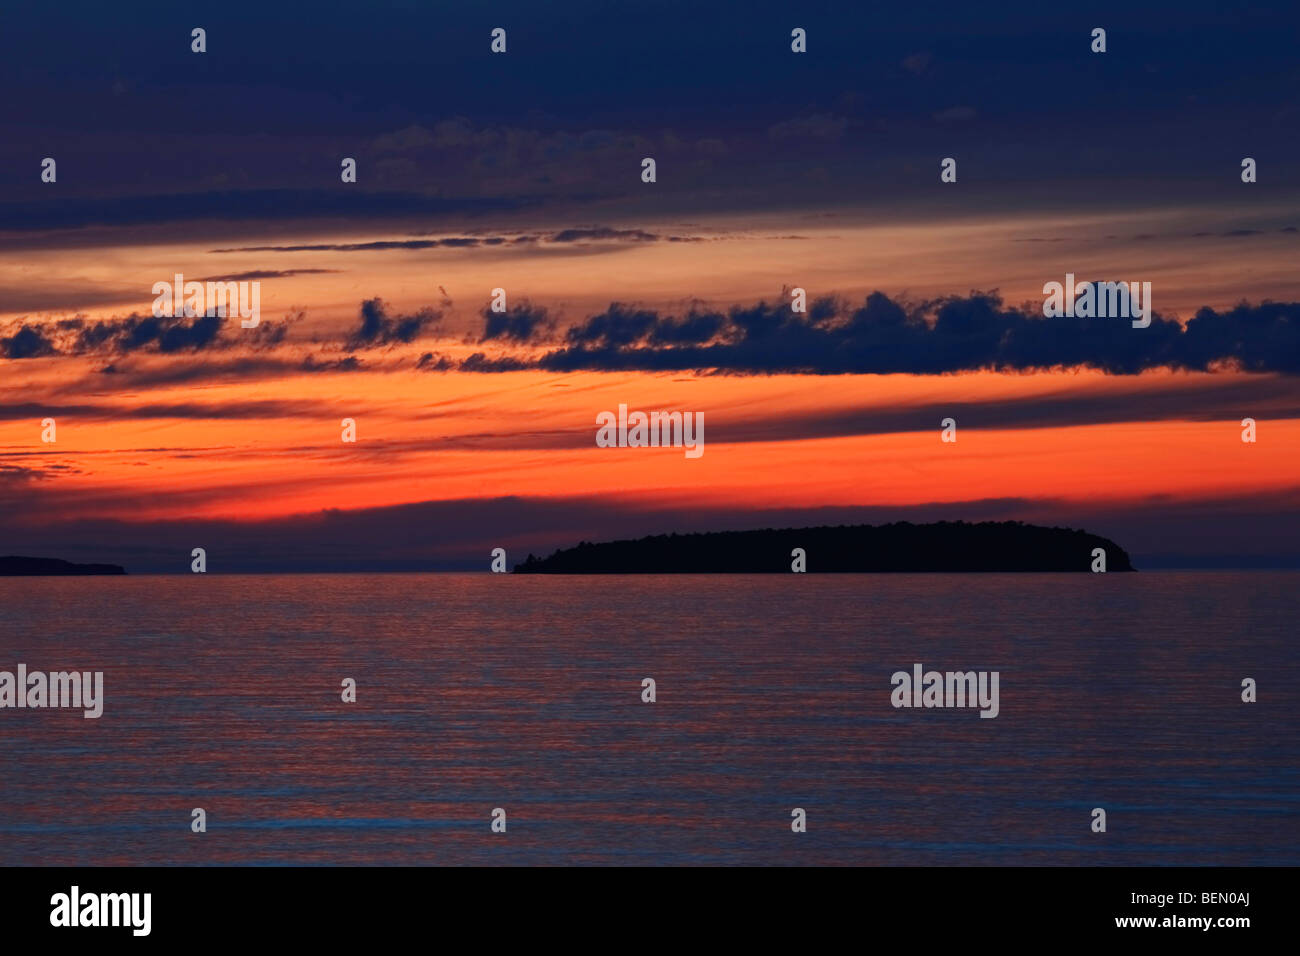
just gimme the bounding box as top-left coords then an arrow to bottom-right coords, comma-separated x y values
1,572 -> 1296,865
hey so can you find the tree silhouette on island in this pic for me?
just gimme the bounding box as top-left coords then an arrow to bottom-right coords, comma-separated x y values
0,556 -> 126,576
513,520 -> 1135,573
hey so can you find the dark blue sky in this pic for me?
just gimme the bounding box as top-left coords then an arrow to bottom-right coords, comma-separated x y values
2,0 -> 1297,233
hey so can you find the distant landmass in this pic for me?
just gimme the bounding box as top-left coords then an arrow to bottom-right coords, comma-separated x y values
514,521 -> 1135,573
0,556 -> 127,576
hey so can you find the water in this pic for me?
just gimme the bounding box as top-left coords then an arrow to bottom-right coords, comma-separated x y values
0,572 -> 1296,865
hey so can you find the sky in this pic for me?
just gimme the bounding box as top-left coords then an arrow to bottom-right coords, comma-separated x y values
1,0 -> 1298,571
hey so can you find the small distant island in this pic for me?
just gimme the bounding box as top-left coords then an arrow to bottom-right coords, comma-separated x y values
0,556 -> 127,576
513,521 -> 1135,573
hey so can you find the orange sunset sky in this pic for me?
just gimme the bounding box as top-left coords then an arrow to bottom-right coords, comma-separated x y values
3,201 -> 1299,572
2,3 -> 1298,570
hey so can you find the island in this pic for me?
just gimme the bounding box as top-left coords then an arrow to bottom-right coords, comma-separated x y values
513,520 -> 1135,573
0,556 -> 127,576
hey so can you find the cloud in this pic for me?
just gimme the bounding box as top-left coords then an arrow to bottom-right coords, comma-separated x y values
649,312 -> 726,345
458,352 -> 531,372
0,297 -> 422,367
211,227 -> 708,254
212,239 -> 477,253
1,324 -> 57,358
417,352 -> 455,371
300,355 -> 364,373
2,306 -> 304,360
0,190 -> 530,232
346,298 -> 441,349
198,269 -> 340,281
79,355 -> 360,388
0,462 -> 83,481
0,398 -> 325,422
563,304 -> 661,347
524,291 -> 1300,375
72,313 -> 225,354
480,302 -> 555,343
713,375 -> 1300,445
1,313 -> 230,358
549,227 -> 658,243
12,290 -> 1300,378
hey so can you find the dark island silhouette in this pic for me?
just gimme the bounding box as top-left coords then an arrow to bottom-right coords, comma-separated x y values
0,556 -> 126,576
513,520 -> 1135,573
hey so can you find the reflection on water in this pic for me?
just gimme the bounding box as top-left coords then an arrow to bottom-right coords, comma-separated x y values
0,572 -> 1296,865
